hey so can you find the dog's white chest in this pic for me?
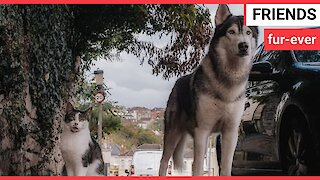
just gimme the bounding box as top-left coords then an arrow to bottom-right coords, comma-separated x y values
197,94 -> 245,131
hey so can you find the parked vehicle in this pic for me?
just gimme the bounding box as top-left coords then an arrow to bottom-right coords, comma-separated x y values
128,150 -> 165,176
232,44 -> 320,175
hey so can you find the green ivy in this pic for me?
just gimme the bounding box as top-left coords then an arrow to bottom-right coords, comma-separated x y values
0,5 -> 75,175
0,6 -> 27,150
25,6 -> 73,143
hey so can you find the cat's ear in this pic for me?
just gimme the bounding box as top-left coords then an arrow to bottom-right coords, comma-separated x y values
66,101 -> 74,114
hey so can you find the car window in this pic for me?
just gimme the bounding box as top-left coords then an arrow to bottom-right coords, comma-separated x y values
293,50 -> 320,62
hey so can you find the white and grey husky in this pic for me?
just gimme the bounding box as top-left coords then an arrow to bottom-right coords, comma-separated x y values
60,102 -> 104,176
159,4 -> 259,176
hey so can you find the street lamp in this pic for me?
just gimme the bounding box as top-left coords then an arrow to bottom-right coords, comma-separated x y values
94,69 -> 105,145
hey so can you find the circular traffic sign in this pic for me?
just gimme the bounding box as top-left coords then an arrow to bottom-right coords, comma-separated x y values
95,92 -> 105,103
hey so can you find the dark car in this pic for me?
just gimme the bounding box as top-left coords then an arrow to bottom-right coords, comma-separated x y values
232,44 -> 320,175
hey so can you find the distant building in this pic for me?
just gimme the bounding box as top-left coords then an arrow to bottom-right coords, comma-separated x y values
101,143 -> 111,176
111,106 -> 127,116
137,117 -> 153,129
108,144 -> 133,176
111,106 -> 137,122
111,153 -> 133,176
121,114 -> 135,121
151,108 -> 165,120
111,106 -> 165,125
128,107 -> 151,121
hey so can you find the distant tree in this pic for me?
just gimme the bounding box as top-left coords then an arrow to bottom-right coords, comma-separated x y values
109,121 -> 161,152
150,118 -> 165,132
0,5 -> 212,175
75,79 -> 97,104
89,103 -> 122,138
75,78 -> 113,105
136,129 -> 161,146
75,80 -> 121,137
73,5 -> 213,78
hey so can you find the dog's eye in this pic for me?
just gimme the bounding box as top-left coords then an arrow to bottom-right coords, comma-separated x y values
228,30 -> 235,35
246,31 -> 252,35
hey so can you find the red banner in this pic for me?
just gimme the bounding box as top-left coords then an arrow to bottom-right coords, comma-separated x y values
264,28 -> 320,50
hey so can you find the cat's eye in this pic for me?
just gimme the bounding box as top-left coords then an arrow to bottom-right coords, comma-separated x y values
65,116 -> 74,123
228,30 -> 235,35
246,30 -> 252,35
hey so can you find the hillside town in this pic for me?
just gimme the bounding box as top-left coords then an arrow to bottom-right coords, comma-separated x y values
112,106 -> 165,130
101,106 -> 164,175
96,105 -> 219,176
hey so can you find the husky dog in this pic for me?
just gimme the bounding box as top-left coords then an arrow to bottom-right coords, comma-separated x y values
159,4 -> 258,176
60,102 -> 105,176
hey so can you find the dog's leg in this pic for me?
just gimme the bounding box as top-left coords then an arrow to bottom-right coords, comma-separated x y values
220,126 -> 239,176
173,132 -> 187,172
192,128 -> 210,176
159,128 -> 182,176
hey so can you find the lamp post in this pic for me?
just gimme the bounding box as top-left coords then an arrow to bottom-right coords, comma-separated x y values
94,69 -> 105,145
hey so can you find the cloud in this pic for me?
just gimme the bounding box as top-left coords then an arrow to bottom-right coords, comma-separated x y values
90,52 -> 177,108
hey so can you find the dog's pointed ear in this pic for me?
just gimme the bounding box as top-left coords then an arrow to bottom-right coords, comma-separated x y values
215,4 -> 232,26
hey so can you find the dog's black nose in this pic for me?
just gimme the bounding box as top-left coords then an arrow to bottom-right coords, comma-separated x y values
238,42 -> 248,52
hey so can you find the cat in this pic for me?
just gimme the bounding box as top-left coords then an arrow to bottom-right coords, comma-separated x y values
60,102 -> 105,176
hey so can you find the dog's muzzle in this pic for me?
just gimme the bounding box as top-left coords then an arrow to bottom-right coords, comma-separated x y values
238,42 -> 249,57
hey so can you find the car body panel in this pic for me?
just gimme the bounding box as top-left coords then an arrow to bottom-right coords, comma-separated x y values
232,45 -> 320,175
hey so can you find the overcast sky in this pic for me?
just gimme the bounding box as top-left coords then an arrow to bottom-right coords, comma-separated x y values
89,5 -> 264,109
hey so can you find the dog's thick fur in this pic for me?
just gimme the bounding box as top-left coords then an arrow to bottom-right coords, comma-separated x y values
159,4 -> 259,176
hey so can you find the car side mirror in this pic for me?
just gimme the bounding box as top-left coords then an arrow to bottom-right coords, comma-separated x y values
251,62 -> 273,74
249,62 -> 273,81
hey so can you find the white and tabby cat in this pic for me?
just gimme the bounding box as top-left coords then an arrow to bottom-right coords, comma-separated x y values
60,102 -> 105,176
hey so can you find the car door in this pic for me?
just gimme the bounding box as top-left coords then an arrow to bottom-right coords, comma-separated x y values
233,45 -> 286,174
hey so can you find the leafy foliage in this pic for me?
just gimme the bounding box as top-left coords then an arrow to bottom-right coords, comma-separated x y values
25,6 -> 74,143
0,5 -> 74,175
75,79 -> 98,104
150,118 -> 164,132
89,103 -> 122,137
75,78 -> 112,105
71,5 -> 212,78
75,80 -> 121,137
0,6 -> 26,148
108,121 -> 161,152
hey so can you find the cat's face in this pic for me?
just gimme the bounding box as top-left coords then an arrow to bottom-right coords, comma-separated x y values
64,102 -> 92,133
